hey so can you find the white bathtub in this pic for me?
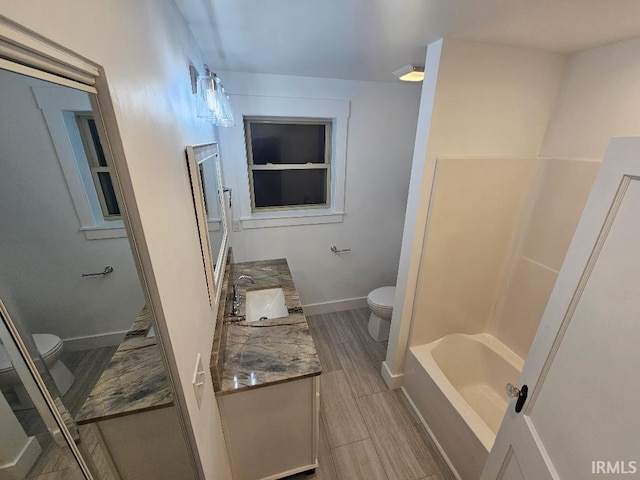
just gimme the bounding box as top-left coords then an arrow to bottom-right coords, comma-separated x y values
403,333 -> 523,480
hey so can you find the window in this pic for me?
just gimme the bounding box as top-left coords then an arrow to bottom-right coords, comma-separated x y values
218,94 -> 349,229
244,117 -> 332,212
75,114 -> 121,220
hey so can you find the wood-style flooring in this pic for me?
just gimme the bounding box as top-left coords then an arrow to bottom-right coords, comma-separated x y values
10,309 -> 455,480
9,346 -> 118,479
287,308 -> 455,480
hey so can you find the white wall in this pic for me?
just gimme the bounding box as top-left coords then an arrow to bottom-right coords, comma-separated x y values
385,39 -> 567,380
542,36 -> 640,159
0,70 -> 143,346
216,71 -> 421,309
2,3 -> 231,479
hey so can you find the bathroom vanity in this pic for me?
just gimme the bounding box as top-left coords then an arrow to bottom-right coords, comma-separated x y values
76,307 -> 194,480
211,258 -> 322,480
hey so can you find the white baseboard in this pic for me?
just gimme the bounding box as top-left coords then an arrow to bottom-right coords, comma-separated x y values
399,386 -> 462,480
0,435 -> 42,478
63,330 -> 128,351
381,361 -> 404,389
302,297 -> 368,316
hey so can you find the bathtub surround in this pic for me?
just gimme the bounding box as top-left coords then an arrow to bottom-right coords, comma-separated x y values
385,39 -> 567,385
389,35 -> 640,389
408,156 -> 598,354
487,158 -> 600,358
387,38 -> 612,480
400,155 -> 597,478
409,156 -> 540,346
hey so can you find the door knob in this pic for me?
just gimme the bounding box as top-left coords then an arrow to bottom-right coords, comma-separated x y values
506,383 -> 528,413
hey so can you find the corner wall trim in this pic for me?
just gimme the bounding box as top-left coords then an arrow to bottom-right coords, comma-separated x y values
302,297 -> 368,316
0,436 -> 42,478
381,361 -> 404,389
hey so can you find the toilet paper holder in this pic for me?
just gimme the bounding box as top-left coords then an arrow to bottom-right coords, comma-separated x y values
82,266 -> 114,277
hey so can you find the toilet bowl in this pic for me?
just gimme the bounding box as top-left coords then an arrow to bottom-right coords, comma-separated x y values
367,286 -> 395,341
0,334 -> 74,408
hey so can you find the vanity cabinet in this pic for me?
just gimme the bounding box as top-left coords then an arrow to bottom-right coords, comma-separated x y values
212,258 -> 322,480
218,376 -> 320,480
88,405 -> 193,480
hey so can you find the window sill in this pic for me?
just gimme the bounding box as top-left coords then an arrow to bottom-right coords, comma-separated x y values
80,222 -> 127,240
240,211 -> 344,229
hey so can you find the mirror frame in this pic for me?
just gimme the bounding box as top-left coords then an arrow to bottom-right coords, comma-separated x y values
186,142 -> 228,305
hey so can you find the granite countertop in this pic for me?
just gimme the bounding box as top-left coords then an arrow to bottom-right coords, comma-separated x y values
212,258 -> 322,395
76,307 -> 172,424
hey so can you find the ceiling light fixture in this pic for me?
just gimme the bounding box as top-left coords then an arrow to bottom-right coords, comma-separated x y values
393,64 -> 425,82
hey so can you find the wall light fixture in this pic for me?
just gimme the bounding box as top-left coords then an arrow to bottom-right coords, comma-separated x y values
190,65 -> 235,126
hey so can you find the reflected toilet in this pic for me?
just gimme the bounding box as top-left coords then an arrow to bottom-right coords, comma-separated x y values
0,334 -> 74,408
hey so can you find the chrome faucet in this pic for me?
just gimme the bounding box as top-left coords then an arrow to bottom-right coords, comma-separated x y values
232,275 -> 255,315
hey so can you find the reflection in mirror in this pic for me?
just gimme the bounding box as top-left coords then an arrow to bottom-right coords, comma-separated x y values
0,67 -> 196,479
199,151 -> 225,269
186,143 -> 228,305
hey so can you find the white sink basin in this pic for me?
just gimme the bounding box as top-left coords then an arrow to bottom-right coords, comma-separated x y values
245,288 -> 288,322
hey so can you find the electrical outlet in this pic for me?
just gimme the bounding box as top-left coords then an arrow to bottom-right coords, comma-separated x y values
192,353 -> 205,409
232,220 -> 241,232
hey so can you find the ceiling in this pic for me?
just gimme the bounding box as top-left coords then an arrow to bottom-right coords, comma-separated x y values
174,0 -> 640,82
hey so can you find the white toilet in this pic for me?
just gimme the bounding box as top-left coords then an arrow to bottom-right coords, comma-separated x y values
366,286 -> 395,341
0,334 -> 74,408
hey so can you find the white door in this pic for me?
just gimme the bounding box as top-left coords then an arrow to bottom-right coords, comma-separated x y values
482,137 -> 640,480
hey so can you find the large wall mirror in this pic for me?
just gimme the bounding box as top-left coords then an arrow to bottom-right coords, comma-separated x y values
186,143 -> 229,305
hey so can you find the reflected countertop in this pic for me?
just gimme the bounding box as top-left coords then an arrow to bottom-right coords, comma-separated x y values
76,307 -> 172,424
212,258 -> 322,395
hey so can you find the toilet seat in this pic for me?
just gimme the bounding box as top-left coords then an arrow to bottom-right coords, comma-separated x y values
34,333 -> 64,360
367,286 -> 395,310
0,333 -> 73,406
0,333 -> 63,373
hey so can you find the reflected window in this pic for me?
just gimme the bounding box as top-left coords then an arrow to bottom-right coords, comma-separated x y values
75,114 -> 121,219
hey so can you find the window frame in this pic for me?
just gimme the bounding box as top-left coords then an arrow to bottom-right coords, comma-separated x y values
32,86 -> 127,239
244,116 -> 333,213
217,94 -> 350,229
